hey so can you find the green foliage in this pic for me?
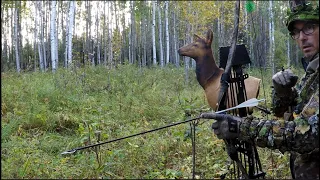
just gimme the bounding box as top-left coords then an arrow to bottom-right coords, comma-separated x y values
1,65 -> 291,179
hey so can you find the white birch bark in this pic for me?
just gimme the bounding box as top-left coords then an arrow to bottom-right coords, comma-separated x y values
128,1 -> 132,64
142,2 -> 147,67
165,1 -> 169,65
185,1 -> 192,83
96,2 -> 100,65
37,2 -> 44,71
67,1 -> 75,67
50,1 -> 57,71
269,0 -> 275,74
158,2 -> 164,67
219,2 -> 225,46
103,1 -> 107,66
130,0 -> 136,64
14,2 -> 20,73
42,1 -> 47,71
152,1 -> 157,65
173,3 -> 179,67
108,2 -> 113,67
64,2 -> 69,67
128,16 -> 132,64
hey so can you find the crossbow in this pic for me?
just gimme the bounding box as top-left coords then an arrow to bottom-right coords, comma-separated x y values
216,1 -> 266,179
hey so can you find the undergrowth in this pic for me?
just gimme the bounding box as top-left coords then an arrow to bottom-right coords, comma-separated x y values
1,64 -> 293,179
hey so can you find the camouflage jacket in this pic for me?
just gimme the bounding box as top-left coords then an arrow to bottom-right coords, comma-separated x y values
239,54 -> 319,154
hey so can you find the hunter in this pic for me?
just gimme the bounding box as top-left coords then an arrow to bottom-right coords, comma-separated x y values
201,0 -> 319,179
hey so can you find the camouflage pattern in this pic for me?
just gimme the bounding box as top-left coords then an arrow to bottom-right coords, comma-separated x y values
286,1 -> 319,31
239,54 -> 319,179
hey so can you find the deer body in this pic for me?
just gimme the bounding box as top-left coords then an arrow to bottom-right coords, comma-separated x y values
178,29 -> 260,111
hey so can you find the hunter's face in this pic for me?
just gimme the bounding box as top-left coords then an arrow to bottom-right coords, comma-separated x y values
292,21 -> 319,59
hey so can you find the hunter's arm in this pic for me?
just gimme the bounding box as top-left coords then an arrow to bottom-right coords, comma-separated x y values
240,90 -> 319,154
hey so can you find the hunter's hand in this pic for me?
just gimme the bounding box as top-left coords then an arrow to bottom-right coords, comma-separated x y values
201,113 -> 242,140
272,69 -> 298,97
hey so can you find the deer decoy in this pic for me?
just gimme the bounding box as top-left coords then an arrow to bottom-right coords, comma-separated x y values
178,29 -> 261,112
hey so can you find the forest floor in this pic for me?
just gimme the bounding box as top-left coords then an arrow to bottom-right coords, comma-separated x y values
2,64 -> 294,179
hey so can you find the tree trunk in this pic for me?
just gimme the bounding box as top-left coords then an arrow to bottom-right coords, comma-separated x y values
158,2 -> 164,67
219,2 -> 225,47
128,2 -> 132,64
269,0 -> 275,74
2,7 -> 7,72
103,1 -> 107,66
14,1 -> 21,73
165,1 -> 170,65
185,1 -> 192,84
96,1 -> 100,65
174,3 -> 180,68
142,2 -> 147,67
67,1 -> 75,67
32,2 -> 37,71
50,1 -> 58,72
64,2 -> 69,67
131,1 -> 136,64
36,1 -> 44,71
108,2 -> 113,67
152,1 -> 157,65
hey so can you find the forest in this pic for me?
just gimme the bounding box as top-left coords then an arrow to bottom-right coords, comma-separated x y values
1,0 -> 317,179
2,0 -> 316,73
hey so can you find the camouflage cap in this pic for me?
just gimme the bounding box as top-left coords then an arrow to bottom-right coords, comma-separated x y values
286,0 -> 319,31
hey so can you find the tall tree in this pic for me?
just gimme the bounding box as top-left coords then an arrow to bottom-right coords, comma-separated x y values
108,1 -> 113,67
41,1 -> 47,71
130,0 -> 136,64
96,1 -> 100,65
14,1 -> 21,73
65,1 -> 75,68
36,1 -> 44,71
172,2 -> 179,67
50,1 -> 58,72
165,1 -> 170,65
158,1 -> 164,67
184,1 -> 192,84
103,1 -> 107,66
269,0 -> 275,74
152,1 -> 157,65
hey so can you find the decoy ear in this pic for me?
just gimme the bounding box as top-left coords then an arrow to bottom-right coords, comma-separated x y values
206,29 -> 213,45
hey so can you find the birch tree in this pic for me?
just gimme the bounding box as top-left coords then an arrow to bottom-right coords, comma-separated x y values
184,1 -> 192,84
96,1 -> 100,65
50,1 -> 58,72
65,1 -> 75,68
35,1 -> 44,71
108,2 -> 113,67
165,1 -> 169,65
130,1 -> 136,64
152,1 -> 157,65
14,1 -> 21,73
173,2 -> 179,67
158,2 -> 164,67
1,6 -> 7,72
269,0 -> 275,74
141,1 -> 147,67
41,1 -> 47,71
